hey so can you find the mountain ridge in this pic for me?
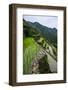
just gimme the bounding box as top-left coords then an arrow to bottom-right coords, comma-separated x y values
23,19 -> 57,47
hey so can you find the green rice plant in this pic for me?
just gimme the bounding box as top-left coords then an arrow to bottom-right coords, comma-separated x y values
23,37 -> 41,74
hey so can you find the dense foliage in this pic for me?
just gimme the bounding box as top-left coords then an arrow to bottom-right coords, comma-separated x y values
23,19 -> 57,74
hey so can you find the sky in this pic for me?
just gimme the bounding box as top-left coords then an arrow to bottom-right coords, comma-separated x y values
23,15 -> 58,29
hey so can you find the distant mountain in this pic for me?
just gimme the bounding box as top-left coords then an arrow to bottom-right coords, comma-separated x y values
23,19 -> 57,48
23,19 -> 41,38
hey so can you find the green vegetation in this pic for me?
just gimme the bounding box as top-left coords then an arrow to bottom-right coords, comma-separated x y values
23,37 -> 41,74
23,19 -> 57,74
27,21 -> 57,47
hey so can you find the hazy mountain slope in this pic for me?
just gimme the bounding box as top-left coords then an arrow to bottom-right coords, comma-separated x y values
23,19 -> 57,74
26,20 -> 57,48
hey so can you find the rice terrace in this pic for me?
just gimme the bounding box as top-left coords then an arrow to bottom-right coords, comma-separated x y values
23,15 -> 57,75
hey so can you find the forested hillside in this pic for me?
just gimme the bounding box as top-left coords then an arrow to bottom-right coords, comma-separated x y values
23,19 -> 57,74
